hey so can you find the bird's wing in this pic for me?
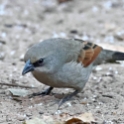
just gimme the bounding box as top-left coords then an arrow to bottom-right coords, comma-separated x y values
77,41 -> 103,67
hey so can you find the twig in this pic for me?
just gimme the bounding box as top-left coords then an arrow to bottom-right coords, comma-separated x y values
0,82 -> 36,88
102,94 -> 113,98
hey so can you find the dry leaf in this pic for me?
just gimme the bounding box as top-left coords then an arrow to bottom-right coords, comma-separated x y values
66,113 -> 95,124
77,113 -> 95,123
65,118 -> 88,124
8,88 -> 28,97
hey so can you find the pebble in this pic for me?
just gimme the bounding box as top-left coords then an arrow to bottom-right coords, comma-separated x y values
70,30 -> 78,34
99,96 -> 111,103
115,30 -> 124,40
39,112 -> 44,115
17,115 -> 26,121
26,113 -> 32,117
0,40 -> 6,44
95,66 -> 102,71
104,35 -> 114,43
0,52 -> 5,60
92,6 -> 99,12
10,50 -> 15,56
20,54 -> 24,61
103,1 -> 112,10
66,102 -> 72,107
82,35 -> 89,41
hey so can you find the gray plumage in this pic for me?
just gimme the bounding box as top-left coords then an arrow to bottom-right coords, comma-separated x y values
22,38 -> 124,107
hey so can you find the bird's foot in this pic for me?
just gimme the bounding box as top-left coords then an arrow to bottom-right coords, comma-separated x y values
58,90 -> 79,109
28,87 -> 53,98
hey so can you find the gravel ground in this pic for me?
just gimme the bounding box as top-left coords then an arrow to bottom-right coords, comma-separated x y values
0,0 -> 124,123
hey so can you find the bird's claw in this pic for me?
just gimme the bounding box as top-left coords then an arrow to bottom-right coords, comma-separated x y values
28,87 -> 53,98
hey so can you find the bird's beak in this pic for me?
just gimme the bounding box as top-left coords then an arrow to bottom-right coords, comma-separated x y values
22,60 -> 34,75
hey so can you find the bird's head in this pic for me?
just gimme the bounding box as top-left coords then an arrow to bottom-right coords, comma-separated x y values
22,40 -> 65,76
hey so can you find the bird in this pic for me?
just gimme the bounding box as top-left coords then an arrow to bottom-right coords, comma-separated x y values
22,38 -> 124,107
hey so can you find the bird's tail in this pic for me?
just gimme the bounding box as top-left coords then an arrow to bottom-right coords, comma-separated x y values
111,51 -> 124,60
94,49 -> 124,65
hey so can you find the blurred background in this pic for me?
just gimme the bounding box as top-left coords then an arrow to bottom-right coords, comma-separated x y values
0,0 -> 124,123
0,0 -> 124,63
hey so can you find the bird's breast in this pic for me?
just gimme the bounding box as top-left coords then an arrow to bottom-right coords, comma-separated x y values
32,62 -> 93,90
32,71 -> 57,87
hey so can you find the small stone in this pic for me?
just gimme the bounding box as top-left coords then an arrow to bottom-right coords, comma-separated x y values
70,30 -> 78,34
26,113 -> 32,117
115,30 -> 124,40
92,6 -> 99,12
17,115 -> 26,121
104,35 -> 114,43
66,102 -> 72,107
10,50 -> 15,56
82,35 -> 89,41
39,112 -> 44,114
1,32 -> 7,38
95,66 -> 102,71
12,62 -> 16,65
0,52 -> 5,60
103,1 -> 112,10
99,96 -> 111,103
0,40 -> 6,44
59,32 -> 66,38
20,54 -> 24,61
96,110 -> 101,113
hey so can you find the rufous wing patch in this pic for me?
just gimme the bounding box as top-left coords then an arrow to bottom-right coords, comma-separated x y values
78,42 -> 102,67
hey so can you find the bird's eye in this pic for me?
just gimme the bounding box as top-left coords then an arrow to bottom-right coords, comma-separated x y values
33,58 -> 44,67
38,59 -> 43,65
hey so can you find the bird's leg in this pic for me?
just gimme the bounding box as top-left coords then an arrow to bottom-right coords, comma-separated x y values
58,90 -> 80,108
29,86 -> 53,98
41,86 -> 54,95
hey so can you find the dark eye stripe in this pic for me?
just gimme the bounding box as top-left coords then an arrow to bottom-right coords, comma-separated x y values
33,59 -> 43,67
33,61 -> 40,67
